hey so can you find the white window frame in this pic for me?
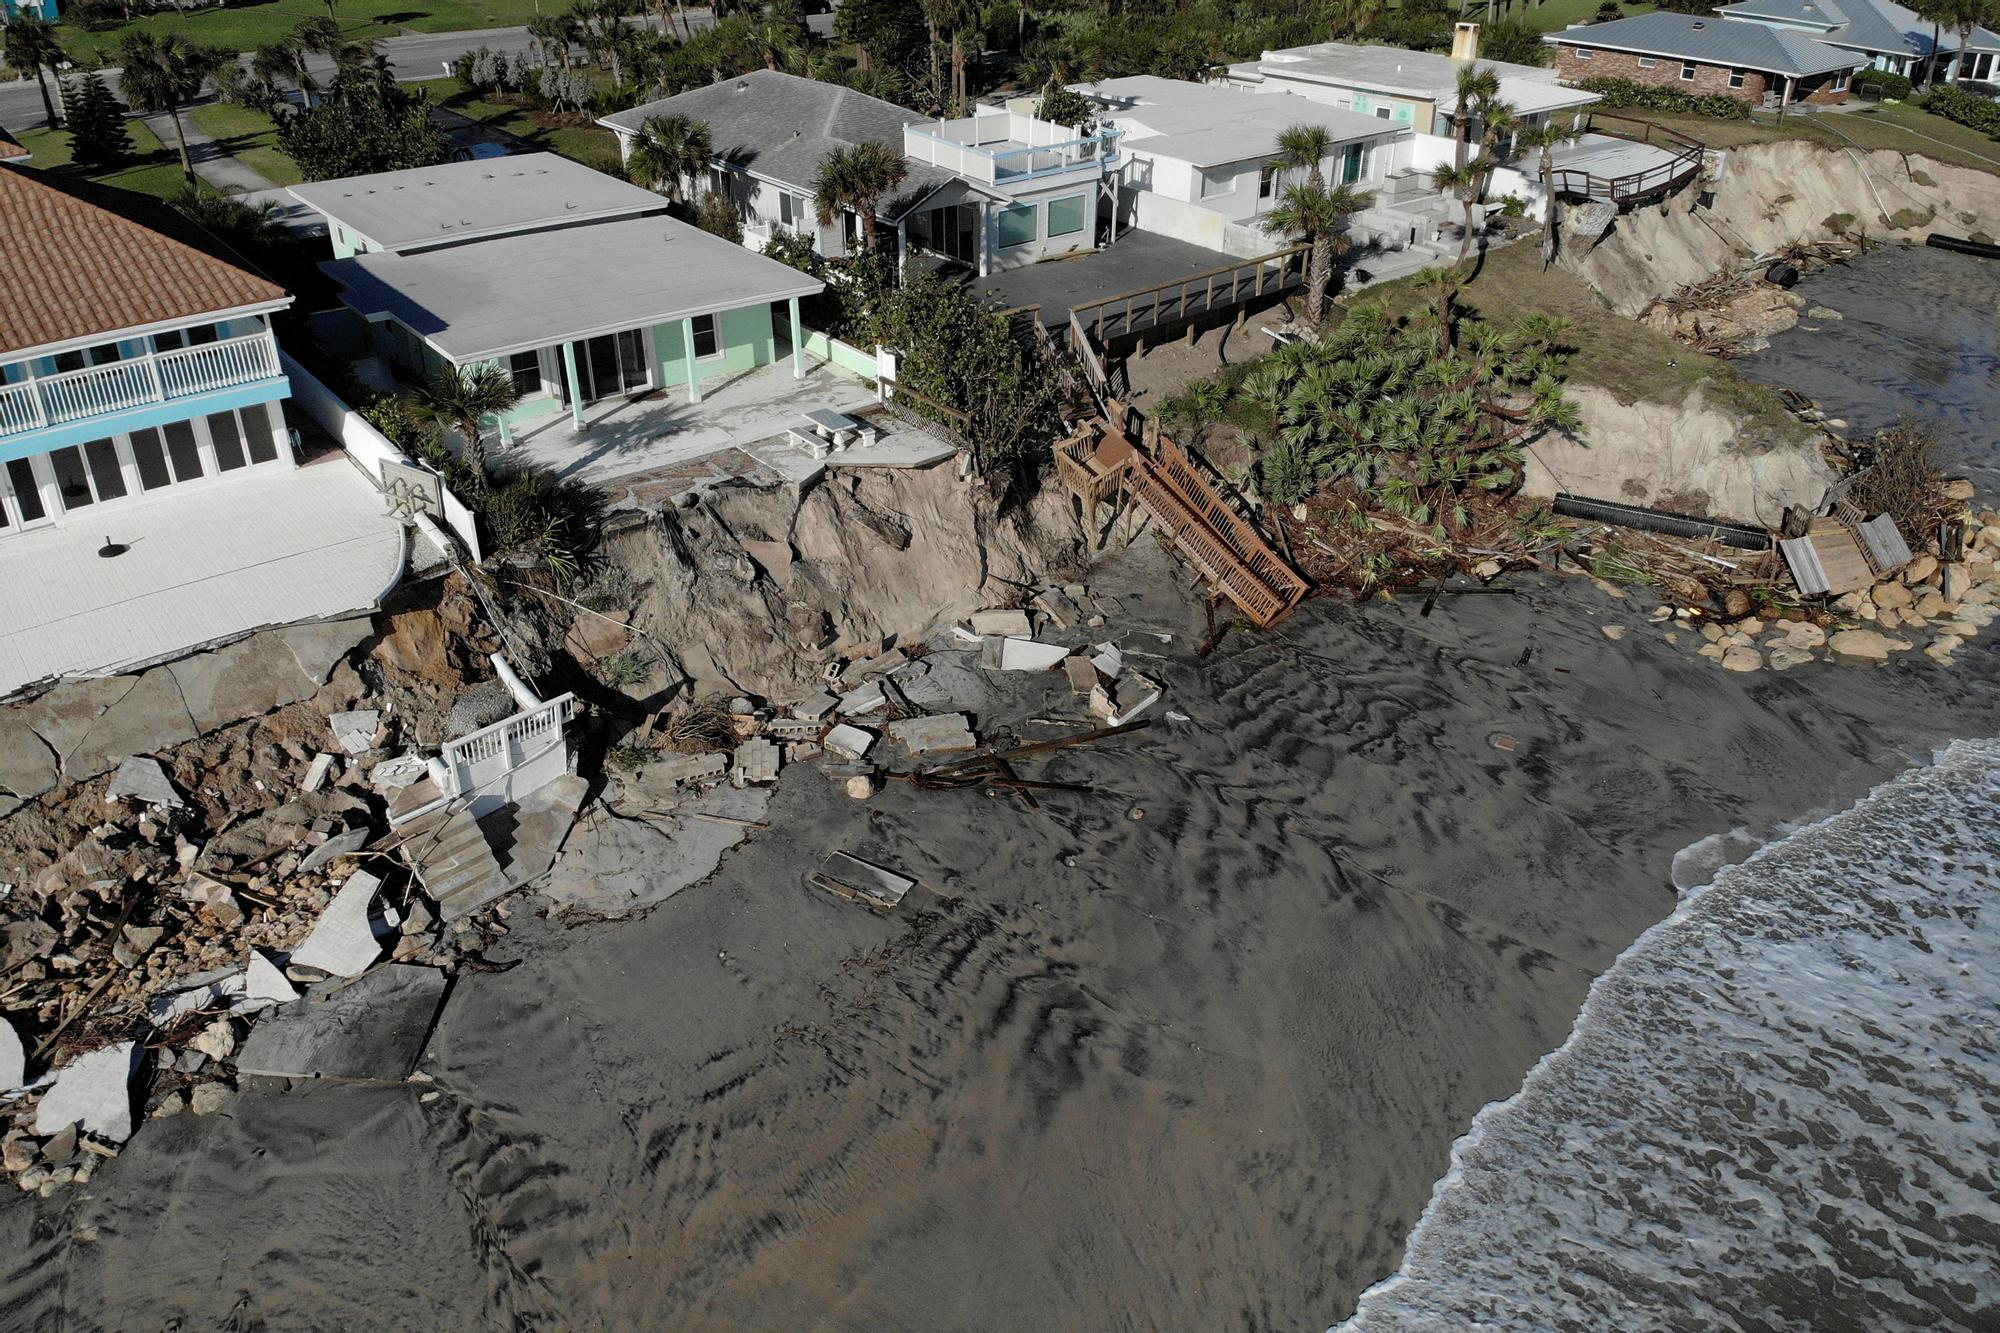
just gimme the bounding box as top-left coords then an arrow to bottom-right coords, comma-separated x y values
690,313 -> 722,360
1637,56 -> 1657,68
1831,69 -> 1850,91
1258,160 -> 1281,200
1199,166 -> 1237,199
1574,47 -> 1594,60
1729,66 -> 1749,89
1680,59 -> 1699,81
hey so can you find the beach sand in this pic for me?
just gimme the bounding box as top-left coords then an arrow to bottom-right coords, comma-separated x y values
2,545 -> 1994,1329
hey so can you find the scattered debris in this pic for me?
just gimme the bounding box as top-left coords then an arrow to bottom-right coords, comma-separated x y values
969,609 -> 1032,637
810,852 -> 915,912
104,756 -> 185,810
298,825 -> 370,875
32,1042 -> 139,1143
993,638 -> 1070,672
301,753 -> 336,794
245,950 -> 298,1007
885,714 -> 976,755
824,724 -> 877,760
732,738 -> 781,786
327,710 -> 382,756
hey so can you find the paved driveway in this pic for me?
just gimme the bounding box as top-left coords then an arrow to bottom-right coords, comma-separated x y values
972,232 -> 1244,325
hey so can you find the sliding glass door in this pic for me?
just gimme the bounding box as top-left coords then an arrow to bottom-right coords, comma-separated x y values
573,330 -> 650,403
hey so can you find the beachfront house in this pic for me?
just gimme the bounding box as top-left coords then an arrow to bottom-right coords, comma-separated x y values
1544,13 -> 1870,106
598,69 -> 1122,276
1065,75 -> 1407,256
291,153 -> 826,440
0,166 -> 407,695
1,169 -> 296,539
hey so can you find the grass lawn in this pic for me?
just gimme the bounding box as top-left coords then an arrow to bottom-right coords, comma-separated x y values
1509,0 -> 1657,33
12,118 -> 202,202
1608,104 -> 2000,176
188,101 -> 304,187
413,75 -> 621,165
55,0 -> 544,64
1349,240 -> 1804,432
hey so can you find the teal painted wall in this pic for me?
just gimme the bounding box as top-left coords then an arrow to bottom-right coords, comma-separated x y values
654,304 -> 776,391
801,330 -> 878,378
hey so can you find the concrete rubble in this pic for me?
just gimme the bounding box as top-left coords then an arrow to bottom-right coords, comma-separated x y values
235,965 -> 449,1082
286,869 -> 386,977
327,709 -> 382,756
104,757 -> 185,810
33,1042 -> 139,1143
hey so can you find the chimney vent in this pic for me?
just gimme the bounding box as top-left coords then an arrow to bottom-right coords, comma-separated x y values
1451,21 -> 1481,61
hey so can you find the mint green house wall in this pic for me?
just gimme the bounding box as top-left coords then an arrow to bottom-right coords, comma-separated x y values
652,304 -> 777,391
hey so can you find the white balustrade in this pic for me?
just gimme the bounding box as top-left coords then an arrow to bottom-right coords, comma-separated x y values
440,693 -> 577,794
0,329 -> 281,437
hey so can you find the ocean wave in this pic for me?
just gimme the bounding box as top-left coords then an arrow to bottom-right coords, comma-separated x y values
1339,737 -> 2000,1332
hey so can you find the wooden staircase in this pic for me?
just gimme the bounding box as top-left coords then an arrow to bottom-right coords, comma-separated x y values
1058,421 -> 1308,628
390,799 -> 511,920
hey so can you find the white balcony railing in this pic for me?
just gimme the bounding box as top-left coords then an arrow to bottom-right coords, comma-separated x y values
0,329 -> 283,438
904,114 -> 1121,192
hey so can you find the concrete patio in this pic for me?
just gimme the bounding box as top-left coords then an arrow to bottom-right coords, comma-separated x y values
0,455 -> 405,697
499,359 -> 960,493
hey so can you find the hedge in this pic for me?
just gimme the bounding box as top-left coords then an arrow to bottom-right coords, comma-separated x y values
1570,76 -> 1752,120
1916,83 -> 2000,137
1853,67 -> 1912,100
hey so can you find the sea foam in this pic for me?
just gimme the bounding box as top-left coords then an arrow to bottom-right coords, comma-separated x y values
1339,737 -> 2000,1332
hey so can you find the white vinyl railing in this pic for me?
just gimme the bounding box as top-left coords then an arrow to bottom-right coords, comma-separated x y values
440,693 -> 576,792
0,329 -> 282,437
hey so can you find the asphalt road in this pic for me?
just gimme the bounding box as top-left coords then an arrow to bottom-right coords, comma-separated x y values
0,9 -> 833,138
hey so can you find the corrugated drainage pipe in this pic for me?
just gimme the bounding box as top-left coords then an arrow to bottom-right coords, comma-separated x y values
1554,493 -> 1772,550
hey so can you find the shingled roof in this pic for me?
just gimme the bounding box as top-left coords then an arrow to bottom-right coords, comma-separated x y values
0,167 -> 290,359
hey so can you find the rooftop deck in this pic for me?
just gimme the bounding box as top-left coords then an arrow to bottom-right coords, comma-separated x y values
499,359 -> 960,496
0,454 -> 404,697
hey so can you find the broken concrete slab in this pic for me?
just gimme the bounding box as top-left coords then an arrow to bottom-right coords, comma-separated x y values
846,648 -> 908,682
11,676 -> 138,780
837,680 -> 887,716
763,717 -> 822,741
166,631 -> 318,736
105,755 -> 185,810
33,1042 -> 140,1142
150,969 -> 247,1025
641,752 -> 730,788
997,638 -> 1071,672
885,714 -> 976,754
547,786 -> 771,916
1063,656 -> 1099,694
327,710 -> 382,756
236,965 -> 449,1081
63,668 -> 198,782
824,723 -> 876,760
272,617 -> 371,687
810,852 -> 914,911
502,771 -> 589,888
1033,588 -> 1082,629
0,722 -> 59,803
1091,643 -> 1124,679
245,949 -> 298,1007
298,825 -> 370,875
0,1017 -> 22,1093
969,609 -> 1032,637
301,753 -> 336,794
367,753 -> 429,792
792,691 -> 837,721
287,869 -> 386,977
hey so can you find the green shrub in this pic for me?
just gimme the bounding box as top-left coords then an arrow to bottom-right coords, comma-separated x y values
1853,67 -> 1912,100
595,650 -> 653,688
696,189 -> 742,243
1915,84 -> 2000,136
1259,437 -> 1318,506
1571,76 -> 1751,119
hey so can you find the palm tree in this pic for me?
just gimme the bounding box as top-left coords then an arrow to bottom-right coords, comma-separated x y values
1432,92 -> 1516,266
529,12 -> 580,68
4,15 -> 67,129
1450,64 -> 1500,172
1926,0 -> 1995,84
119,32 -> 230,182
412,364 -> 521,491
1513,120 -> 1580,268
752,16 -> 802,71
1261,181 -> 1371,323
626,113 -> 713,206
1276,123 -> 1333,190
1411,267 -> 1463,349
813,141 -> 909,256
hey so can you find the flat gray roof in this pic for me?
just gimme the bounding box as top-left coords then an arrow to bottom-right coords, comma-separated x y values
1075,76 -> 1400,168
288,153 -> 668,253
323,214 -> 824,363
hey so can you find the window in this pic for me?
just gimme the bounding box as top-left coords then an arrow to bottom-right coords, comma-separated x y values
1199,167 -> 1236,199
1375,106 -> 1393,119
691,314 -> 719,358
5,459 -> 45,524
1574,47 -> 1594,60
507,350 -> 543,397
1832,69 -> 1850,90
83,438 -> 126,500
1259,160 -> 1282,200
1681,59 -> 1699,81
708,166 -> 729,197
1637,56 -> 1657,68
49,446 -> 95,510
778,191 -> 796,228
130,420 -> 205,491
241,404 -> 280,464
1342,142 -> 1365,185
997,202 -> 1039,247
1046,193 -> 1087,238
130,428 -> 173,490
1729,66 -> 1748,89
207,411 -> 247,471
156,324 -> 217,351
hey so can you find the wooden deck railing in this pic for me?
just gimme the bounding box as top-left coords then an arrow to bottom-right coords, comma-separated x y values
1548,112 -> 1705,208
879,375 -> 972,447
1070,245 -> 1309,347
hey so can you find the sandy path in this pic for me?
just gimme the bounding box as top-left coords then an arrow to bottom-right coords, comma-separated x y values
2,554 -> 1994,1330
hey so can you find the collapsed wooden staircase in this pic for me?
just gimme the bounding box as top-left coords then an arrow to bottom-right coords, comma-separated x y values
1056,421 -> 1309,628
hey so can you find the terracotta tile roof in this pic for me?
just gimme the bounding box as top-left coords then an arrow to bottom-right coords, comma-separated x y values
0,129 -> 26,162
0,166 -> 290,359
